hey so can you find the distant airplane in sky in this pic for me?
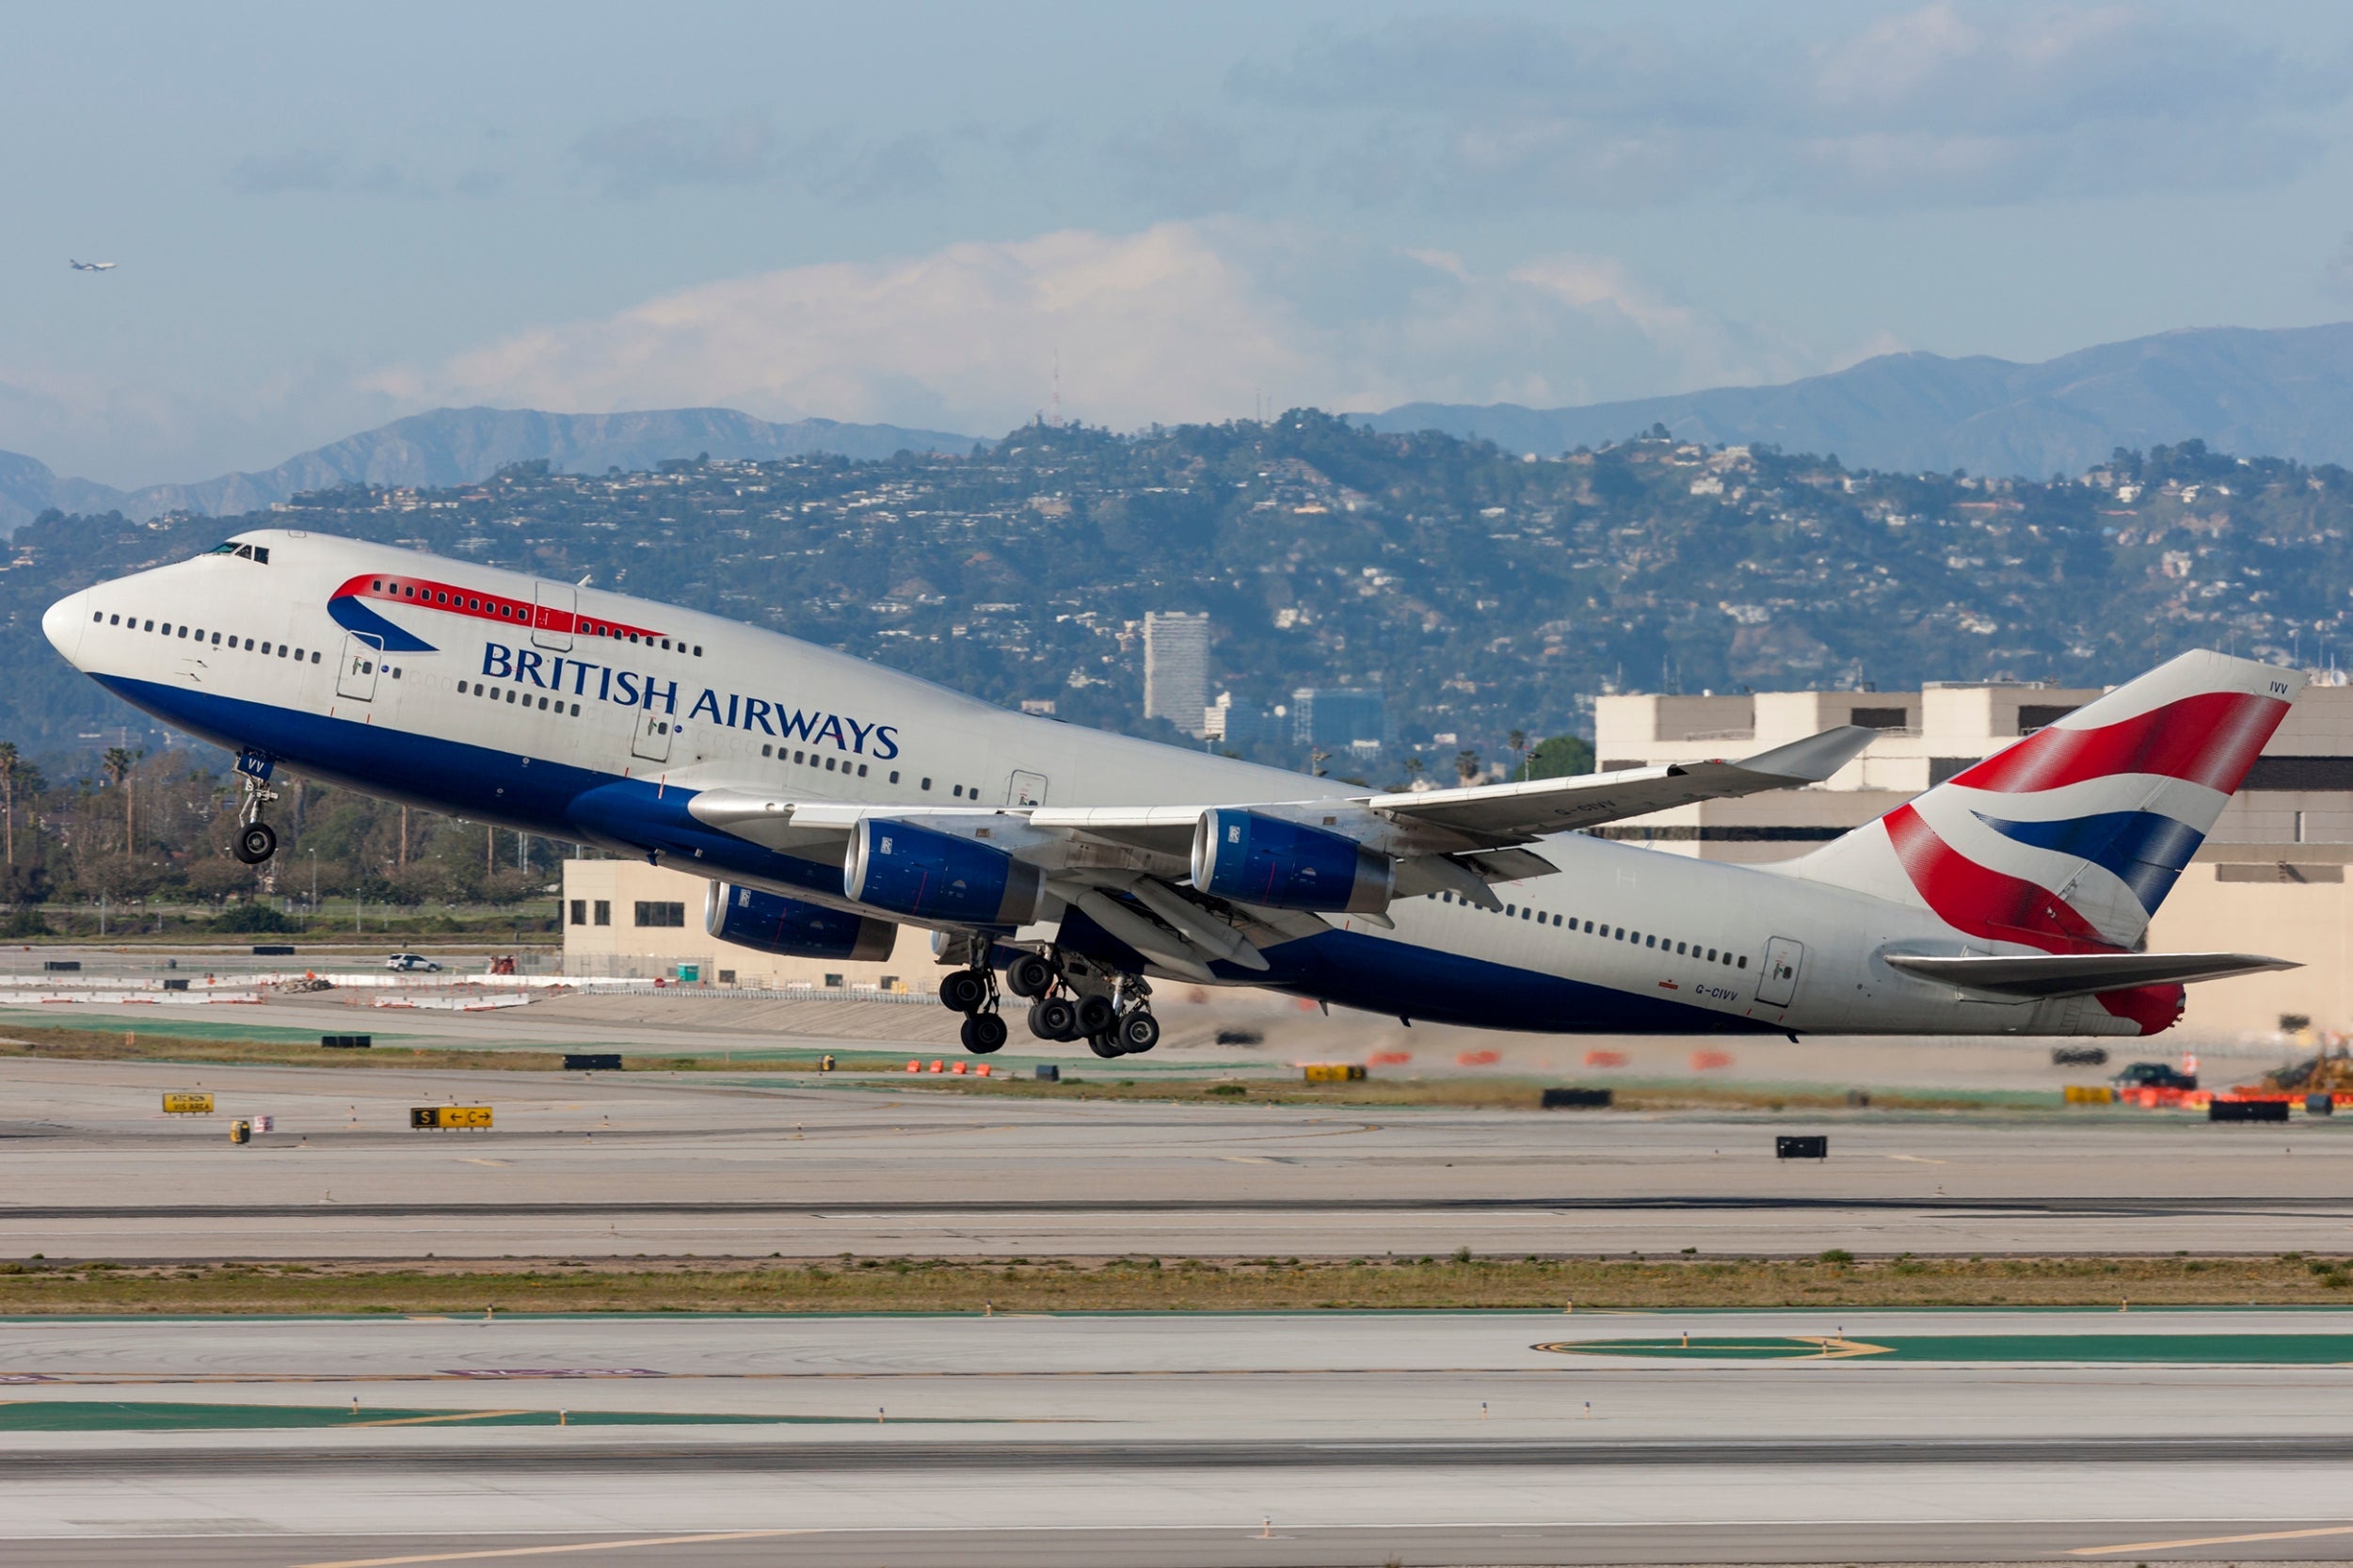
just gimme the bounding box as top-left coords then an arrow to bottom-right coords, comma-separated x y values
69,259 -> 116,272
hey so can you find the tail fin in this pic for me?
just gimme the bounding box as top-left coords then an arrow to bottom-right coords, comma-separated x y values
1791,650 -> 2302,952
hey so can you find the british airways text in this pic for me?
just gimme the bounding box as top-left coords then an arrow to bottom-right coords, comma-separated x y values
480,640 -> 901,759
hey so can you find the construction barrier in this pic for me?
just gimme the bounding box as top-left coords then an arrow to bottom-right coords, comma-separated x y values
230,1119 -> 250,1144
409,1106 -> 493,1130
2209,1097 -> 2290,1123
2063,1084 -> 2116,1104
1541,1087 -> 1612,1109
162,1092 -> 214,1114
1304,1064 -> 1367,1083
2309,1094 -> 2335,1116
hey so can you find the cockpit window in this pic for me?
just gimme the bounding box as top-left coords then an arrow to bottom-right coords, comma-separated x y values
207,542 -> 270,564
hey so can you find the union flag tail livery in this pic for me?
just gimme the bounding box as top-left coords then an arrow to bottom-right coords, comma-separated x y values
41,532 -> 2304,1046
1789,651 -> 2299,1035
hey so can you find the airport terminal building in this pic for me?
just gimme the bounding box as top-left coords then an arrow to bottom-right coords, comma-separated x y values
563,676 -> 2353,1039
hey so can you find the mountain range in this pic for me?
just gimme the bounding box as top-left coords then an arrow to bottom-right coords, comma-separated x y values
8,321 -> 2353,532
1360,322 -> 2353,477
0,407 -> 975,532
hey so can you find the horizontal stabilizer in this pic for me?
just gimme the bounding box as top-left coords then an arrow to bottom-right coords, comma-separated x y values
1883,951 -> 2297,1000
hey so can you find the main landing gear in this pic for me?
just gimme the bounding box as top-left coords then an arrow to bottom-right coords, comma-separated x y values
936,963 -> 1009,1054
1005,944 -> 1159,1058
232,756 -> 280,866
936,939 -> 1160,1058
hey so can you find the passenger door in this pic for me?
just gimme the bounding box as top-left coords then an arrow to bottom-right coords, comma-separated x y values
1007,770 -> 1049,807
533,582 -> 576,652
630,708 -> 674,764
1755,936 -> 1804,1008
335,632 -> 382,702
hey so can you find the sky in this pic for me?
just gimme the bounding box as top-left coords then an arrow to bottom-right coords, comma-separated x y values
8,0 -> 2353,488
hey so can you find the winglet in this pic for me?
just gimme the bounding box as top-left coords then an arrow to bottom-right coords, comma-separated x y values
1734,724 -> 1878,784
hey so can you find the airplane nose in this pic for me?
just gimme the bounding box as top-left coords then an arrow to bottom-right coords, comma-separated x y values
43,591 -> 89,666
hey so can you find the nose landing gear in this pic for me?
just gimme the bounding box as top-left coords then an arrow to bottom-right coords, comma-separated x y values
232,751 -> 280,866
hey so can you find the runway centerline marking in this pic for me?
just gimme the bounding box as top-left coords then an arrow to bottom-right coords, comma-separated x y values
2068,1523 -> 2353,1554
291,1530 -> 818,1566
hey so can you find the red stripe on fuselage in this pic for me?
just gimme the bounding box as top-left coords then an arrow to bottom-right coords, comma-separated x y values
1947,690 -> 2286,794
329,574 -> 669,645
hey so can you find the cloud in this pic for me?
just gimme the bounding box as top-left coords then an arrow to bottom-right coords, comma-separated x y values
1102,115 -> 1293,215
2328,234 -> 2353,303
568,114 -> 945,201
225,147 -> 506,200
1227,5 -> 2346,211
226,148 -> 345,195
569,114 -> 776,196
363,222 -> 1802,437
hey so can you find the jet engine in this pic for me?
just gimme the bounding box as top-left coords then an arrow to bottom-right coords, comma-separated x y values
843,819 -> 1046,927
704,881 -> 897,962
1191,808 -> 1393,915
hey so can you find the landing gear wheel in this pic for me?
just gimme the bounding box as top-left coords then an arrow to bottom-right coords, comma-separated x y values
1115,1010 -> 1160,1055
1005,952 -> 1056,1000
938,970 -> 987,1014
1028,996 -> 1079,1041
1087,1033 -> 1123,1059
234,822 -> 278,866
1076,994 -> 1117,1038
961,1013 -> 1008,1054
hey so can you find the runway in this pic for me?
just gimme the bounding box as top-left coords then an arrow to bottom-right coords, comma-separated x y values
6,1309 -> 2353,1563
3,1054 -> 2349,1259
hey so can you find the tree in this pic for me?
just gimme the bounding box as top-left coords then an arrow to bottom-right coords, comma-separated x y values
1454,748 -> 1482,786
1507,728 -> 1529,780
1522,734 -> 1596,780
101,748 -> 136,850
0,742 -> 18,865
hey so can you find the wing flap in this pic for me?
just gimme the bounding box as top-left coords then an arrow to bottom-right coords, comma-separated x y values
1883,951 -> 2297,1000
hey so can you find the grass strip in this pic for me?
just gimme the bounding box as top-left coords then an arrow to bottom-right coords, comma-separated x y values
2,1253 -> 2349,1315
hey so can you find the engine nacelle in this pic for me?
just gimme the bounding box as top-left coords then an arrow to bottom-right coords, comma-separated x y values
705,881 -> 897,962
843,819 -> 1046,927
1191,808 -> 1393,915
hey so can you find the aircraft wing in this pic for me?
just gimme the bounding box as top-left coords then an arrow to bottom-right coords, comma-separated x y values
682,722 -> 1874,948
1355,725 -> 1878,845
1882,951 -> 2297,999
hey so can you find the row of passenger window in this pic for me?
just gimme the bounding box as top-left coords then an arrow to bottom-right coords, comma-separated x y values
1435,888 -> 1749,969
752,739 -> 984,799
760,741 -> 878,780
92,610 -> 320,664
457,679 -> 580,716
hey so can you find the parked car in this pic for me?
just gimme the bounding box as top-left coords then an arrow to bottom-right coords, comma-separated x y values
2112,1061 -> 2197,1092
385,952 -> 442,973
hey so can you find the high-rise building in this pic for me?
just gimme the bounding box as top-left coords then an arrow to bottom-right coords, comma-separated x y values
1143,613 -> 1210,735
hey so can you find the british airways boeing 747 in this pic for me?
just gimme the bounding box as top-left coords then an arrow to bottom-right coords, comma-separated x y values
42,530 -> 2297,1055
